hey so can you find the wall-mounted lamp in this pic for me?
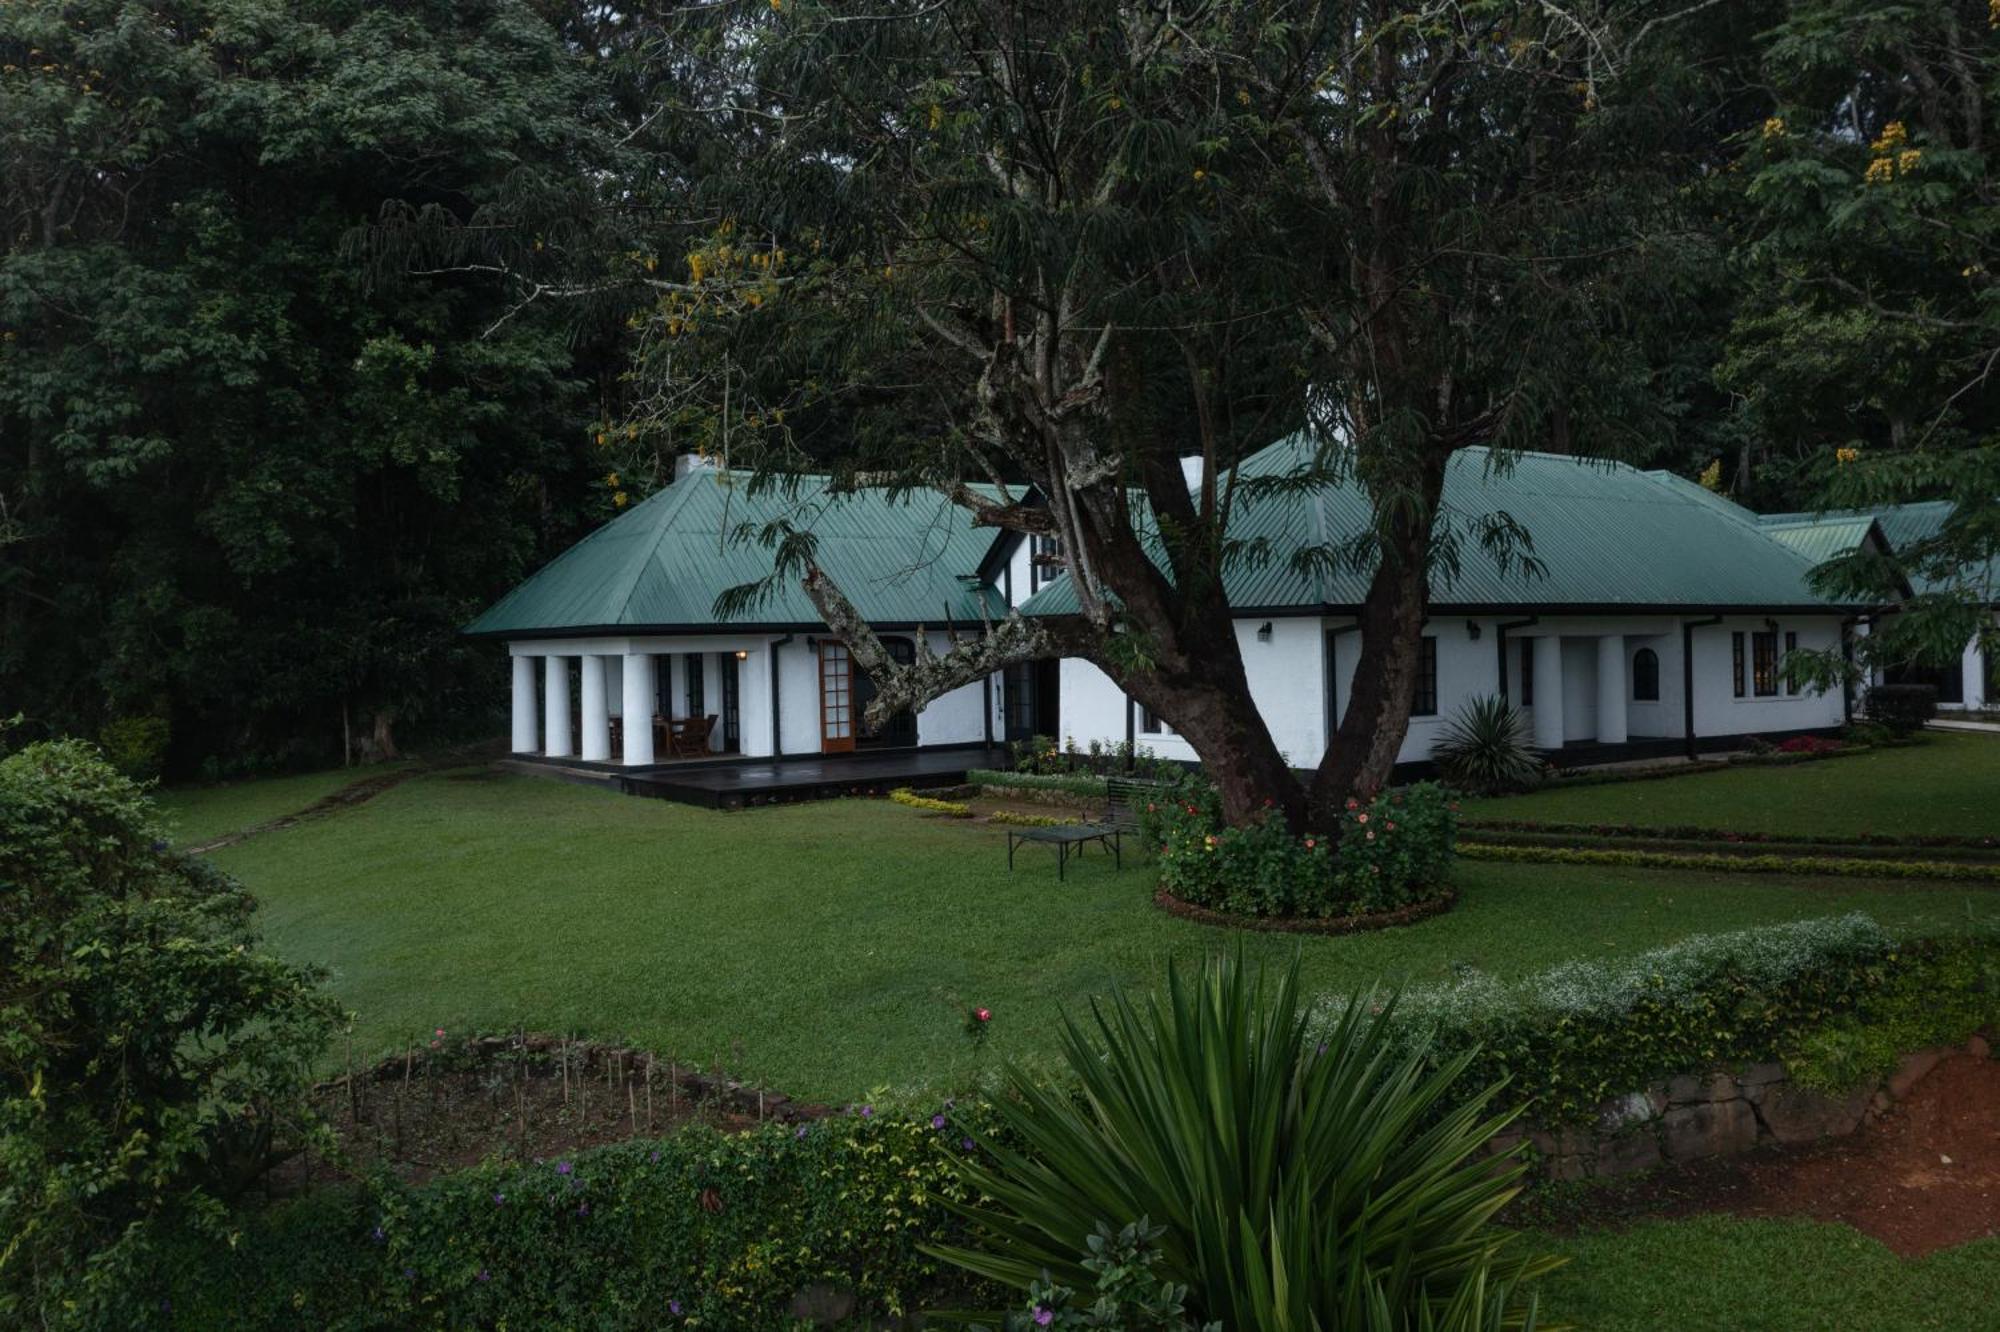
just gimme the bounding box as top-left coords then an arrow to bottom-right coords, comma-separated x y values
734,649 -> 749,660
1256,622 -> 1273,642
1763,618 -> 1779,633
1466,620 -> 1482,641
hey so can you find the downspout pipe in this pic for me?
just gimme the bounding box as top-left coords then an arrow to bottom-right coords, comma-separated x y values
1495,616 -> 1539,699
1682,616 -> 1722,760
1839,615 -> 1864,724
769,633 -> 794,759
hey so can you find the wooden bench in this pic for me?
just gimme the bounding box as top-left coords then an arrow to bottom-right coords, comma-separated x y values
1004,776 -> 1157,881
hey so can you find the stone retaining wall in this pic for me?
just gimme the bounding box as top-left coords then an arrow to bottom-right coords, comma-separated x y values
1498,1033 -> 1993,1181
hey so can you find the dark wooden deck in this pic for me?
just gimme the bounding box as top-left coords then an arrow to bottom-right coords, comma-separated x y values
610,745 -> 1009,810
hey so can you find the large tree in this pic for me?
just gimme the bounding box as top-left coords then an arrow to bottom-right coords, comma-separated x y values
0,0 -> 620,772
1722,0 -> 2000,680
604,0 -> 1734,827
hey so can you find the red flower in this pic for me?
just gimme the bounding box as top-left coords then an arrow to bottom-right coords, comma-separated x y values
1356,812 -> 1369,824
1385,820 -> 1396,832
1304,838 -> 1316,850
975,1007 -> 991,1023
1345,798 -> 1360,810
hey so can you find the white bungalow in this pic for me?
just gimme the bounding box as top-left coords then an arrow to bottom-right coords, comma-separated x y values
466,441 -> 1871,793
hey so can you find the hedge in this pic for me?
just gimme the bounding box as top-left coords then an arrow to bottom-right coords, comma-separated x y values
966,768 -> 1108,798
113,1110 -> 999,1330
1459,818 -> 2000,851
105,917 -> 2000,1326
1362,914 -> 2000,1124
888,787 -> 972,817
1456,840 -> 2000,883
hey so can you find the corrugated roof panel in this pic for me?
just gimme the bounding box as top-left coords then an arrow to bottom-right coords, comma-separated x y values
465,470 -> 1004,635
1022,440 -> 1851,616
1759,517 -> 1878,566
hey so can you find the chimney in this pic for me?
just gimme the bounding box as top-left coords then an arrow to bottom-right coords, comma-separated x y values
673,452 -> 718,481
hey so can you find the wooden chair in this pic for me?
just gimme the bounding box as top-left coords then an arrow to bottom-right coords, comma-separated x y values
670,714 -> 718,758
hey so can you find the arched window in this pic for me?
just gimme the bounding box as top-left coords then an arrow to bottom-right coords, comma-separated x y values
1632,647 -> 1660,702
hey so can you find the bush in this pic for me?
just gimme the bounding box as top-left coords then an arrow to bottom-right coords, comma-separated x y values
889,787 -> 972,817
1841,719 -> 1895,747
1367,914 -> 1998,1124
114,1104 -> 1000,1330
1865,682 -> 1939,735
97,714 -> 172,780
0,741 -> 343,1324
1775,734 -> 1841,755
934,951 -> 1555,1331
1146,779 -> 1458,919
1430,694 -> 1543,795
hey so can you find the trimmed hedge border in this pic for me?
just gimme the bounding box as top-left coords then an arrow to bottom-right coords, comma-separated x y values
1532,737 -> 1917,792
1154,886 -> 1456,934
1458,841 -> 2000,884
966,768 -> 1108,800
888,787 -> 972,818
1461,830 -> 2000,865
1461,818 -> 2000,851
986,809 -> 1081,829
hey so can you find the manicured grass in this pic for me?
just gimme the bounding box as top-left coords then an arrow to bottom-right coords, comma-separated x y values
212,769 -> 2000,1103
1533,1216 -> 2000,1330
1464,732 -> 2000,839
155,762 -> 403,847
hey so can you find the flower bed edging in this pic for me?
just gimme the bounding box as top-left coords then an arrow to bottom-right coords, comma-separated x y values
1154,886 -> 1456,935
1458,841 -> 2000,884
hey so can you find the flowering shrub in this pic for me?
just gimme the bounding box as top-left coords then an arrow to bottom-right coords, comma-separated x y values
1775,734 -> 1842,755
889,787 -> 973,817
1146,781 -> 1457,920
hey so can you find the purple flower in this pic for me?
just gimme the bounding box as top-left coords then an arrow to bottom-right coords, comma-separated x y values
1035,1307 -> 1054,1327
371,1226 -> 385,1243
493,1192 -> 505,1205
795,1124 -> 809,1139
649,1150 -> 660,1163
669,1299 -> 683,1315
556,1160 -> 572,1175
404,1267 -> 416,1280
860,1104 -> 873,1118
477,1269 -> 491,1283
960,1137 -> 976,1152
931,1114 -> 947,1130
577,1202 -> 590,1216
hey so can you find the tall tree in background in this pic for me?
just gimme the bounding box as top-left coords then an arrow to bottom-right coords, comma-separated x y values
1725,0 -> 2000,679
610,0 -> 1731,826
0,0 -> 618,773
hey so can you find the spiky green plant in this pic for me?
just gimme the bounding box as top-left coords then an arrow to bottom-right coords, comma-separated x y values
931,952 -> 1558,1331
1431,695 -> 1544,795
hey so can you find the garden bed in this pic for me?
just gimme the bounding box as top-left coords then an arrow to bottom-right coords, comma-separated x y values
1154,886 -> 1456,934
286,1034 -> 827,1187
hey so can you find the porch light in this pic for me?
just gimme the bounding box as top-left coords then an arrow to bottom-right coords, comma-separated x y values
1466,620 -> 1482,641
734,649 -> 748,660
1256,622 -> 1273,642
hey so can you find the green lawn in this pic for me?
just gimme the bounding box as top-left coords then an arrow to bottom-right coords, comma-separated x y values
212,767 -> 2000,1104
1464,731 -> 2000,839
156,761 -> 404,847
1534,1216 -> 2000,1330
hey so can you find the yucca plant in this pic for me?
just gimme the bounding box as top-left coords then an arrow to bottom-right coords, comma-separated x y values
1431,695 -> 1544,796
931,952 -> 1558,1331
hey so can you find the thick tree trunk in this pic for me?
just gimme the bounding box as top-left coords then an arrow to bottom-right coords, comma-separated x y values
1133,667 -> 1303,828
1307,477 -> 1439,827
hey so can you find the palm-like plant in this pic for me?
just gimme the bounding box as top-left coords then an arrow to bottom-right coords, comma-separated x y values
932,953 -> 1557,1331
1431,695 -> 1544,795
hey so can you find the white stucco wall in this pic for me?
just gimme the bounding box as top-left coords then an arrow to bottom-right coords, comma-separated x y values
914,630 -> 992,746
1687,616 -> 1847,736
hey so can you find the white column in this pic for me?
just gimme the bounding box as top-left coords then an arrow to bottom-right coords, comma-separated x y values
1531,636 -> 1565,750
579,654 -> 610,761
621,653 -> 657,765
543,655 -> 573,758
511,655 -> 538,753
1596,636 -> 1629,744
1961,638 -> 1986,712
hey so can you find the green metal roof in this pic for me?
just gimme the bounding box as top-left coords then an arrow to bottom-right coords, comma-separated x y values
1758,500 -> 1994,598
1758,515 -> 1881,566
465,468 -> 1005,637
1020,438 -> 1854,617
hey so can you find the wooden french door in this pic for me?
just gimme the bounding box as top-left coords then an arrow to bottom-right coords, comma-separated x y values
819,642 -> 855,753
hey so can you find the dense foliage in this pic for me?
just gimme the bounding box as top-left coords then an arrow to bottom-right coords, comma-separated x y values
936,951 -> 1554,1331
1377,914 -> 1999,1124
1148,780 -> 1458,919
0,0 -> 617,775
1863,682 -> 1940,736
0,740 -> 341,1322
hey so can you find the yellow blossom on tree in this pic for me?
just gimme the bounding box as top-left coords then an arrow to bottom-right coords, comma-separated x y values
1762,117 -> 1785,139
1898,148 -> 1922,173
1836,447 -> 1860,465
1698,458 -> 1722,492
613,491 -> 630,508
1870,121 -> 1907,154
1864,156 -> 1895,184
604,472 -> 620,487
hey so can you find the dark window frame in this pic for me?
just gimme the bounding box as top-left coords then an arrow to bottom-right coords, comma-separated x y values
1784,630 -> 1799,695
1138,702 -> 1173,736
1519,639 -> 1535,707
685,652 -> 706,717
1632,647 -> 1660,702
1412,636 -> 1439,717
1732,631 -> 1746,698
1752,630 -> 1779,698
